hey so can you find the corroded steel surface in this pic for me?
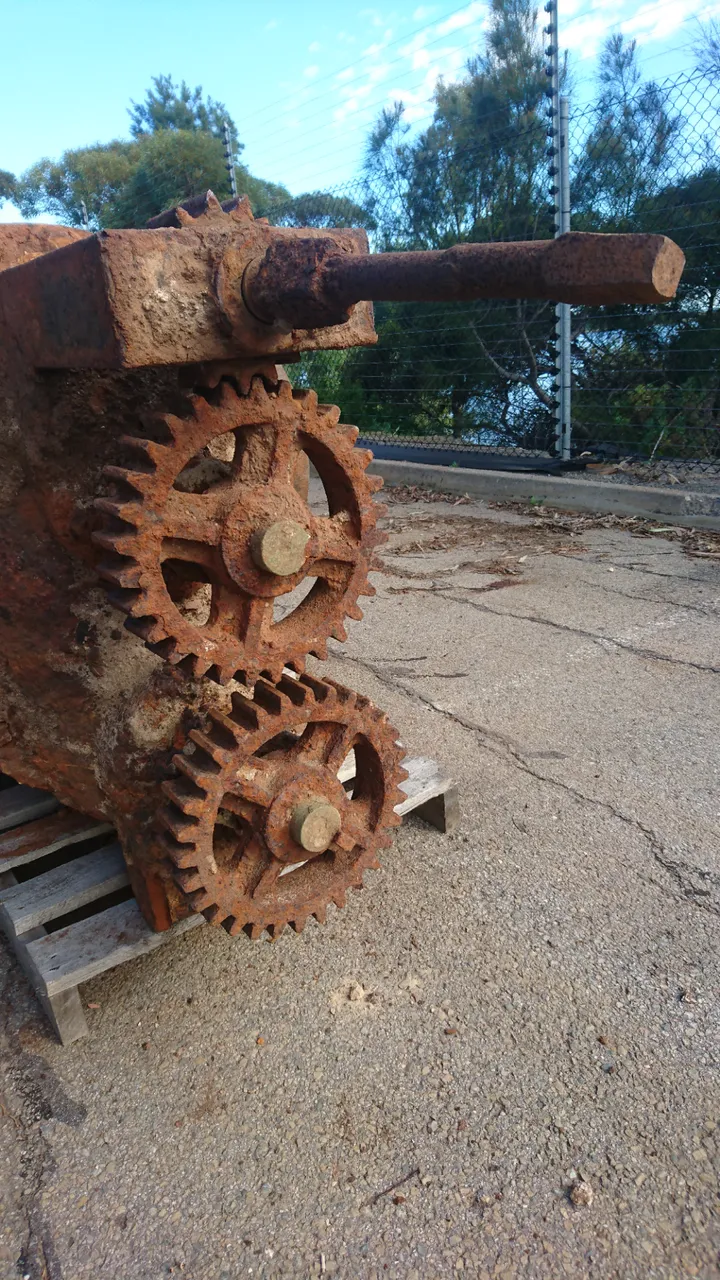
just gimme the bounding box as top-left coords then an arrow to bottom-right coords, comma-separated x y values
243,230 -> 686,330
159,674 -> 407,939
0,223 -> 89,274
0,195 -> 376,370
94,377 -> 385,685
0,207 -> 686,937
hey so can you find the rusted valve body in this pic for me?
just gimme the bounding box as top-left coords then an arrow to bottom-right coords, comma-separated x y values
0,194 -> 685,935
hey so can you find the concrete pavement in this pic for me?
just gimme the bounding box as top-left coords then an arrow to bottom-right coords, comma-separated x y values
1,490 -> 718,1279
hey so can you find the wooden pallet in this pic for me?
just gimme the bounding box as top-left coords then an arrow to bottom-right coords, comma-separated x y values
0,760 -> 457,1046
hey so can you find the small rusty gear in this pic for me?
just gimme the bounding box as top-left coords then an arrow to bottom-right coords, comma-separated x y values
158,673 -> 407,938
93,377 -> 386,685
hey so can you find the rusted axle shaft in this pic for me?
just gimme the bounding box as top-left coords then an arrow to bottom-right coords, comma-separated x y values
244,231 -> 685,330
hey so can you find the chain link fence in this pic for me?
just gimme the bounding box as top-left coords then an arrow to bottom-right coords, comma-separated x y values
272,66 -> 720,478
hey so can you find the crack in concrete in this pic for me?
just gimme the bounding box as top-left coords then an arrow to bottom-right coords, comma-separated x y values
429,591 -> 720,676
574,577 -> 719,617
581,557 -> 710,585
331,647 -> 719,920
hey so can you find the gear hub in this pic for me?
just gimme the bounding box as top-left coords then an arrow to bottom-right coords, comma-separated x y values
94,377 -> 386,685
159,673 -> 407,939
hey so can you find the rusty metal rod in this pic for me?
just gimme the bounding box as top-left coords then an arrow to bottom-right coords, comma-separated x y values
244,231 -> 685,330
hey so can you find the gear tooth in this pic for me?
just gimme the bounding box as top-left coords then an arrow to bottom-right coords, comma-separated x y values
268,921 -> 287,941
102,465 -> 149,495
157,805 -> 198,842
202,904 -> 223,925
162,775 -> 207,814
277,380 -> 294,401
175,869 -> 204,894
298,673 -> 334,703
229,691 -> 261,732
125,615 -> 165,643
187,888 -> 215,913
368,855 -> 381,870
277,674 -> 309,706
332,889 -> 347,910
173,753 -> 211,788
91,529 -> 137,556
248,922 -> 267,940
164,841 -> 201,869
189,728 -> 229,766
207,708 -> 244,750
311,641 -> 329,661
290,914 -> 308,934
359,584 -> 376,598
253,679 -> 285,715
318,404 -> 341,425
97,560 -> 143,590
368,475 -> 384,493
313,905 -> 327,925
346,602 -> 364,622
147,637 -> 179,662
217,380 -> 240,412
357,449 -> 374,470
159,414 -> 187,445
103,587 -> 143,616
342,425 -> 360,444
331,623 -> 348,642
119,435 -> 167,467
294,388 -> 318,410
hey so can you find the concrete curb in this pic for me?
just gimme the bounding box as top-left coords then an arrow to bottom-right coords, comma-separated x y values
368,458 -> 720,531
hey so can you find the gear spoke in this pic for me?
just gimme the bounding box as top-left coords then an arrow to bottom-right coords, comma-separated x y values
209,583 -> 245,637
162,490 -> 227,544
96,381 -> 382,679
312,516 -> 360,565
233,420 -> 296,488
163,675 -> 406,939
237,595 -> 272,647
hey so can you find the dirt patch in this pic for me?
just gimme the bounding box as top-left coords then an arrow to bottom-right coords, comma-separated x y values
489,502 -> 720,561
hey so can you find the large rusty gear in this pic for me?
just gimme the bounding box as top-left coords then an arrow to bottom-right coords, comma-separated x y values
94,377 -> 386,685
158,673 -> 407,939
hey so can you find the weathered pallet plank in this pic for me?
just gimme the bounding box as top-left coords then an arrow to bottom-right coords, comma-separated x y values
0,785 -> 58,832
0,807 -> 113,871
1,753 -> 458,1039
0,842 -> 128,938
25,903 -> 205,997
0,868 -> 89,1044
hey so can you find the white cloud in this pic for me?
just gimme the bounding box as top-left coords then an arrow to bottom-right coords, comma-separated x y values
308,41 -> 322,53
413,4 -> 437,18
264,18 -> 278,30
436,0 -> 486,37
303,65 -> 320,79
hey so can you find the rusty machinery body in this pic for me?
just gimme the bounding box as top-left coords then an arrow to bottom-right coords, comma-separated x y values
0,193 -> 684,935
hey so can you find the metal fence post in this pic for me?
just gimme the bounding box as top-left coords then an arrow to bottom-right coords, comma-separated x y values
545,2 -> 572,459
223,122 -> 238,199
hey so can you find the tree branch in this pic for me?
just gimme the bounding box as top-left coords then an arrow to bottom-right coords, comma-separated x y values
470,318 -> 553,410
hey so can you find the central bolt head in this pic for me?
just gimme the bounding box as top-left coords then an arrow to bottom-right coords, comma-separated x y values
290,798 -> 342,854
250,520 -> 310,577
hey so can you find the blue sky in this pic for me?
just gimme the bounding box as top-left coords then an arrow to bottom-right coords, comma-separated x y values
2,0 -> 717,223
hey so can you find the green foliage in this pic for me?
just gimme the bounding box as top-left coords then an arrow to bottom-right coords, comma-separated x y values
103,129 -> 230,227
0,170 -> 16,205
271,191 -> 376,230
347,0 -> 558,448
129,74 -> 242,158
15,74 -> 285,229
16,140 -> 139,227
